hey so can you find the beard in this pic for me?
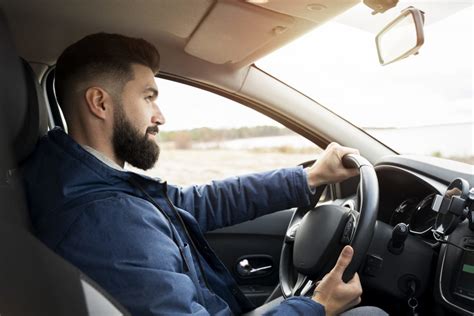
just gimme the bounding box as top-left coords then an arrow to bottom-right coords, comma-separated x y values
112,103 -> 160,170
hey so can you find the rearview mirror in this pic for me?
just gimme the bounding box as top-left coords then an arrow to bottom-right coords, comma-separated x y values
376,6 -> 425,66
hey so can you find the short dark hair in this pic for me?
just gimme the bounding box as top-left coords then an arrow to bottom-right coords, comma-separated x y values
55,33 -> 160,112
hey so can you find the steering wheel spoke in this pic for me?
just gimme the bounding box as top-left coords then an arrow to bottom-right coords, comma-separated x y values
300,279 -> 317,297
291,273 -> 307,296
285,222 -> 300,244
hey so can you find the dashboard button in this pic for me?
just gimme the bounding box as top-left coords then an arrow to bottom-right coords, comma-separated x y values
363,254 -> 383,277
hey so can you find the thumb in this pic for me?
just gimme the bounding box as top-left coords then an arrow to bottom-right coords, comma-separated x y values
332,245 -> 354,277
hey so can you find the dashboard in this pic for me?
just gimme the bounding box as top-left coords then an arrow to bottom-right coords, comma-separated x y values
338,155 -> 474,315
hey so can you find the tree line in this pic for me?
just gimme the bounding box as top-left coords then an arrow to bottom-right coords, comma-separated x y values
159,126 -> 293,143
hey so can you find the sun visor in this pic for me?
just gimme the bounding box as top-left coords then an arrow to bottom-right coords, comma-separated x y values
185,1 -> 294,64
150,0 -> 215,38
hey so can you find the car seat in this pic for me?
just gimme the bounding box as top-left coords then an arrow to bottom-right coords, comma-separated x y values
0,9 -> 130,316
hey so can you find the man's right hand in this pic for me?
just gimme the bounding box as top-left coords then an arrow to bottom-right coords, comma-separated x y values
312,246 -> 363,316
305,142 -> 359,188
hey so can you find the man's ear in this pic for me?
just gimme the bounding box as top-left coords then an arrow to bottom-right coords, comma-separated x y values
84,87 -> 112,120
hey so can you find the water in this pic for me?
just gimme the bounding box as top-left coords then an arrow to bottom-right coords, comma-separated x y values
194,123 -> 473,159
367,122 -> 473,157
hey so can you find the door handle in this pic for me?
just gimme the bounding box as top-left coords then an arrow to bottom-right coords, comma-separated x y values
237,259 -> 273,277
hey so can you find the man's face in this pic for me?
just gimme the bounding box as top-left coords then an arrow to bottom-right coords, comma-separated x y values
111,64 -> 165,170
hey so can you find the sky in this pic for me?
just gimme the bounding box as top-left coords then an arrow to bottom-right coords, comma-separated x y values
156,78 -> 280,131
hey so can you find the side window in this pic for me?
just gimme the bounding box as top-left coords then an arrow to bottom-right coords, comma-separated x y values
128,78 -> 323,186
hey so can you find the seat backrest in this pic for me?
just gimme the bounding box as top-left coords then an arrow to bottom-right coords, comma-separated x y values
0,9 -> 130,315
0,61 -> 48,232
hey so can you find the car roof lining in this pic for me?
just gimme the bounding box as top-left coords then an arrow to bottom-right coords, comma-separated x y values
2,0 -> 358,70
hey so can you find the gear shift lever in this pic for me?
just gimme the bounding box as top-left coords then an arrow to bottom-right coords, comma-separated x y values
388,223 -> 409,255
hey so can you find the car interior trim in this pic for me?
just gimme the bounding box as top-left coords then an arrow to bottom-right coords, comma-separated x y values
439,243 -> 474,315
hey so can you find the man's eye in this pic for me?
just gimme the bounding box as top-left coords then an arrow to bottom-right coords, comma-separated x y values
145,96 -> 153,101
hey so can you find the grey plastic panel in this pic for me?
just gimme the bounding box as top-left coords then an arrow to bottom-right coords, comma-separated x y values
81,278 -> 124,316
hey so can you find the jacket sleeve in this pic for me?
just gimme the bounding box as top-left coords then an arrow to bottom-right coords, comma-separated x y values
53,195 -> 213,316
263,297 -> 326,316
167,167 -> 315,232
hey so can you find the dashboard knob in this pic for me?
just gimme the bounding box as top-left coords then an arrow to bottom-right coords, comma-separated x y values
388,223 -> 409,255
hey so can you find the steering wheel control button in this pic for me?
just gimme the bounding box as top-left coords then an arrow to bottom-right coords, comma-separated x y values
363,254 -> 383,277
340,214 -> 355,245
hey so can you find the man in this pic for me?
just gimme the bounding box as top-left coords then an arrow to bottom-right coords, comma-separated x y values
22,33 -> 385,316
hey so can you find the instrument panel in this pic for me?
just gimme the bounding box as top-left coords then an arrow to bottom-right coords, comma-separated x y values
389,193 -> 438,236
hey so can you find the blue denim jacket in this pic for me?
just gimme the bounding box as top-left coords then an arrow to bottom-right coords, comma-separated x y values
22,128 -> 325,315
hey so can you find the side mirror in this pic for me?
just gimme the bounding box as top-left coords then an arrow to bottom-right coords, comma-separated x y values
376,6 -> 425,66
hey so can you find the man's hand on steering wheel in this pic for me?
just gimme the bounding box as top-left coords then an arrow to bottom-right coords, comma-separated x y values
312,246 -> 363,316
306,142 -> 360,187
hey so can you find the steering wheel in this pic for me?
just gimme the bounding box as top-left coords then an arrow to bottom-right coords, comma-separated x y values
280,154 -> 379,297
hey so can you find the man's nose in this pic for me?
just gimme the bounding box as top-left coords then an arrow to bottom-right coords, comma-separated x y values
151,103 -> 166,125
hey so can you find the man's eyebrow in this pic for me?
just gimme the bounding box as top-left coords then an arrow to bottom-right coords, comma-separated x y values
144,87 -> 158,98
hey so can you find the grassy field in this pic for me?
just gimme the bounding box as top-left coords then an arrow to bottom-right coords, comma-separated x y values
127,148 -> 319,186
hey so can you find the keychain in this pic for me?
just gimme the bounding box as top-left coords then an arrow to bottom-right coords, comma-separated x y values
406,279 -> 419,316
407,297 -> 419,316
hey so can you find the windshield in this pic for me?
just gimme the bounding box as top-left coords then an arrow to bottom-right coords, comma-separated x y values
257,1 -> 473,164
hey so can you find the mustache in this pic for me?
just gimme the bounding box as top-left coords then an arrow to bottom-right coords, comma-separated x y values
146,125 -> 159,135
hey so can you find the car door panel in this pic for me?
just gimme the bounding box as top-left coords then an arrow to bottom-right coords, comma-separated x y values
205,209 -> 294,305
